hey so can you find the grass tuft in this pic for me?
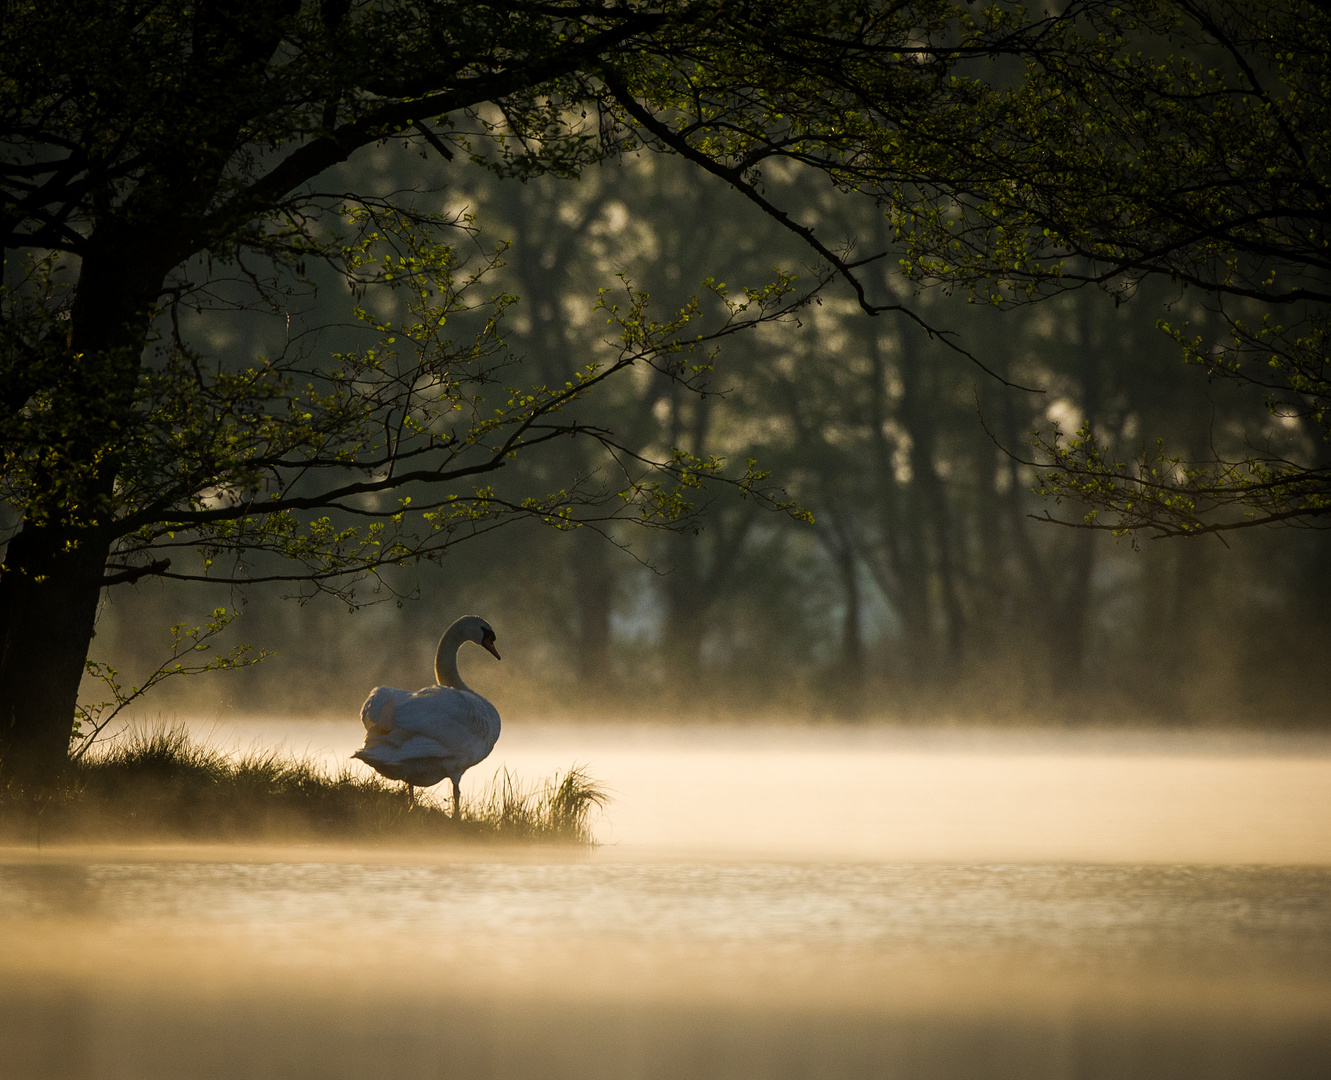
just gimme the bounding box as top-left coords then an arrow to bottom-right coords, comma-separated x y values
473,765 -> 610,842
0,725 -> 607,846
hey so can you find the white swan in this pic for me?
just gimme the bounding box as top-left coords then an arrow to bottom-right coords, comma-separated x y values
353,615 -> 501,814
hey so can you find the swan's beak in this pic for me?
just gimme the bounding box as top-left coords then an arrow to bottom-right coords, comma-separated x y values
483,637 -> 501,661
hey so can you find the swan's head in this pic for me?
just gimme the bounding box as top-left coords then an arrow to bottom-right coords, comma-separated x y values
455,615 -> 501,661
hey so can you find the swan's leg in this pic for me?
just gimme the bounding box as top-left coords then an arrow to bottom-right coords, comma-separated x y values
451,778 -> 461,819
405,782 -> 415,807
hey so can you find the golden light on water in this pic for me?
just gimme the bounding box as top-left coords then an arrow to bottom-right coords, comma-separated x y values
3,722 -> 1330,1078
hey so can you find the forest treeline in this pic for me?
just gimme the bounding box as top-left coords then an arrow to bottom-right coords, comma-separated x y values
94,153 -> 1331,726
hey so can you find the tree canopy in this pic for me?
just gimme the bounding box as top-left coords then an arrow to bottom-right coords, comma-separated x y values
606,0 -> 1331,535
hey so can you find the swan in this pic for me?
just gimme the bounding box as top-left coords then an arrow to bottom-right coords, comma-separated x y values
352,615 -> 501,814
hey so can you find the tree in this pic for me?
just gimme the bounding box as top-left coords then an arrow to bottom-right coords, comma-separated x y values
8,0 -> 886,782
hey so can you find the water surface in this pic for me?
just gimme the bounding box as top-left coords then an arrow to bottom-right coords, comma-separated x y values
2,722 -> 1329,1079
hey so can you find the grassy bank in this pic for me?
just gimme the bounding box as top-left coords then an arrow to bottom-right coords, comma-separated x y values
0,727 -> 607,846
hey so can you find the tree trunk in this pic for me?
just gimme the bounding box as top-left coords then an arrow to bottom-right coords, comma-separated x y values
828,512 -> 865,717
810,505 -> 865,712
1050,528 -> 1095,687
0,232 -> 167,784
663,530 -> 707,678
1049,299 -> 1105,688
573,529 -> 614,686
900,342 -> 960,677
0,524 -> 110,785
835,534 -> 864,683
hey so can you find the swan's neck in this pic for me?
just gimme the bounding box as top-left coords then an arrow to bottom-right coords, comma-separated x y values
434,623 -> 471,691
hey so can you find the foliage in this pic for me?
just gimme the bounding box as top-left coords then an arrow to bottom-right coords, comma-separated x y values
71,608 -> 267,759
0,0 -> 1019,602
347,150 -> 1329,713
5,202 -> 809,602
91,140 -> 1331,721
973,1 -> 1331,536
906,0 -> 1330,534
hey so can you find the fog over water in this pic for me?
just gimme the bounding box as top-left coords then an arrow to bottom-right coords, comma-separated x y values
2,721 -> 1330,1079
191,718 -> 1331,863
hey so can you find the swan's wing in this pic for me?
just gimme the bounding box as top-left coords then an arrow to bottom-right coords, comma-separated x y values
385,688 -> 501,768
394,734 -> 470,760
392,688 -> 498,739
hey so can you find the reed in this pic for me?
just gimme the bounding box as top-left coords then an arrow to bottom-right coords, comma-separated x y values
0,725 -> 607,845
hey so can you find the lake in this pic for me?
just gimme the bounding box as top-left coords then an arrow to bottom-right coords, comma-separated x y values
2,721 -> 1329,1078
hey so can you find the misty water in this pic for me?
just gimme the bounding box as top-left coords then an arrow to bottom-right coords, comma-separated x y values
3,722 -> 1330,1079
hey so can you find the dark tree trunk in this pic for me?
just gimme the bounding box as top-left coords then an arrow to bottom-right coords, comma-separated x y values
573,529 -> 614,685
663,529 -> 708,677
827,512 -> 865,717
1050,528 -> 1095,686
971,369 -> 1010,640
835,536 -> 864,682
918,462 -> 965,671
0,3 -> 381,784
0,233 -> 168,783
661,387 -> 728,681
662,512 -> 754,682
0,524 -> 110,785
861,336 -> 922,677
900,342 -> 962,676
1049,302 -> 1105,688
811,506 -> 864,714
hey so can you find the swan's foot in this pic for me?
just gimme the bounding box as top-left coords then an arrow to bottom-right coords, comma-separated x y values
451,778 -> 461,820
